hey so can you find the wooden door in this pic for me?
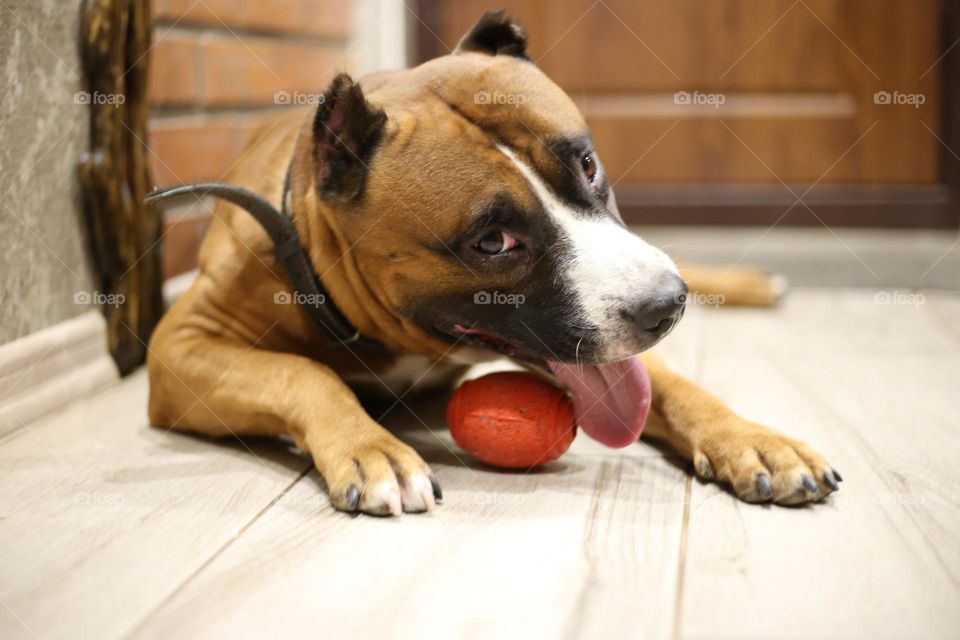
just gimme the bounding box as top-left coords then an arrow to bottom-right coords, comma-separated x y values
417,0 -> 954,227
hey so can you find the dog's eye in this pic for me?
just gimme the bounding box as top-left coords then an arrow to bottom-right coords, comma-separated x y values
475,230 -> 519,255
580,153 -> 598,184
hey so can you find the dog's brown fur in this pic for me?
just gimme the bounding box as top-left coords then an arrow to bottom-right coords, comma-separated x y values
147,14 -> 837,515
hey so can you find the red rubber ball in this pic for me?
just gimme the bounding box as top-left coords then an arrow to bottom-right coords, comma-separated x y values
446,371 -> 576,469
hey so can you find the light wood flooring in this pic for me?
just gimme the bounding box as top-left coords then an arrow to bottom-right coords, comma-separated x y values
1,287 -> 959,640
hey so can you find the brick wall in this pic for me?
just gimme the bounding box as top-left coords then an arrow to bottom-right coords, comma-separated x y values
148,0 -> 352,278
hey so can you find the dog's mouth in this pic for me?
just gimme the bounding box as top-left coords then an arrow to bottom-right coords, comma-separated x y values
440,323 -> 651,448
449,323 -> 524,357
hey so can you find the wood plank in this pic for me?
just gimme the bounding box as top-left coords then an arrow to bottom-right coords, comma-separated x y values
0,370 -> 309,640
677,290 -> 960,639
425,0 -> 847,91
621,184 -> 949,207
696,288 -> 958,358
130,374 -> 696,639
618,186 -> 957,229
422,0 -> 942,185
590,118 -> 937,184
619,200 -> 960,230
580,94 -> 856,120
841,0 -> 942,184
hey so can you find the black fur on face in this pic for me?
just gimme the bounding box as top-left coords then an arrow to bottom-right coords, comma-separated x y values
542,137 -> 613,217
312,73 -> 387,202
403,193 -> 603,365
454,10 -> 529,60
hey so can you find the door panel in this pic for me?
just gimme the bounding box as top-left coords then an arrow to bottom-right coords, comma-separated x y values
418,0 -> 943,193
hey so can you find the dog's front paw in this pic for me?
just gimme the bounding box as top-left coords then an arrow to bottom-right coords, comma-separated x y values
316,434 -> 441,516
692,421 -> 840,505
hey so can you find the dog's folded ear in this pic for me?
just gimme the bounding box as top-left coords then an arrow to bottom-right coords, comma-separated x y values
312,73 -> 387,201
454,10 -> 528,59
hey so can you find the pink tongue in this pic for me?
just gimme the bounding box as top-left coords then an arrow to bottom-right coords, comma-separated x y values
548,357 -> 651,448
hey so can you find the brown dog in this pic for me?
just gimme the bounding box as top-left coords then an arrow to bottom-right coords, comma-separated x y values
147,11 -> 839,516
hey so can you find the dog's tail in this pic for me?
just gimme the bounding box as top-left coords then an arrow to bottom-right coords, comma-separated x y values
677,261 -> 788,307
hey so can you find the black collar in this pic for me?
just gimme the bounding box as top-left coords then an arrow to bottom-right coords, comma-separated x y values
145,178 -> 382,351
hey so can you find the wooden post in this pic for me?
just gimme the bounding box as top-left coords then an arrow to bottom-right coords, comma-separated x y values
78,0 -> 162,375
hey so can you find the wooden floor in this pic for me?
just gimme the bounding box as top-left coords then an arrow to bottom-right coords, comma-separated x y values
1,288 -> 959,640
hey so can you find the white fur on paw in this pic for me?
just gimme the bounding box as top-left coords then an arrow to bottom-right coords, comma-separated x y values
400,474 -> 435,513
363,481 -> 402,516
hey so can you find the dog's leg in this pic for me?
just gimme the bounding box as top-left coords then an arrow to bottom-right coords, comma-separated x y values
676,261 -> 787,307
639,352 -> 839,505
147,333 -> 438,516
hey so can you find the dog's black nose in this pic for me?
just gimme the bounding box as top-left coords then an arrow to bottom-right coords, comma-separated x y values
627,274 -> 688,338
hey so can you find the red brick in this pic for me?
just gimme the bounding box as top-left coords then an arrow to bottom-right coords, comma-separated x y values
153,0 -> 351,39
201,35 -> 343,107
152,0 -> 195,21
148,33 -> 201,106
148,115 -> 271,185
162,216 -> 209,278
276,0 -> 352,39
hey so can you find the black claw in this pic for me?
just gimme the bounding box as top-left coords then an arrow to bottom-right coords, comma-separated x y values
802,475 -> 818,493
832,468 -> 843,483
429,476 -> 443,503
345,484 -> 360,511
823,472 -> 839,491
756,473 -> 773,500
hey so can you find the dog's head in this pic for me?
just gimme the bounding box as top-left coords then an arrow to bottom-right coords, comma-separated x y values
302,10 -> 685,367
